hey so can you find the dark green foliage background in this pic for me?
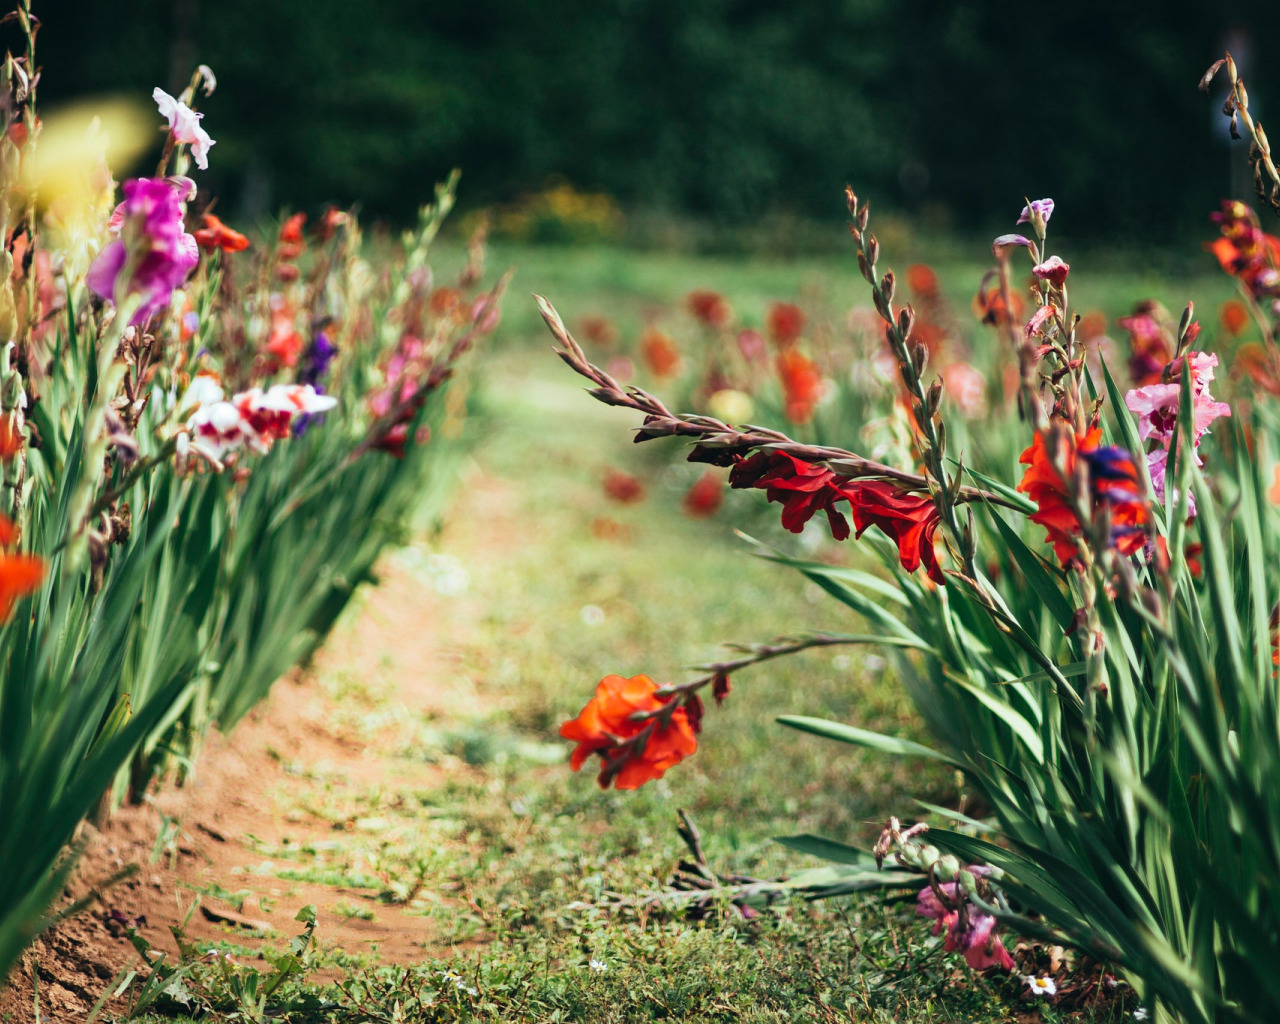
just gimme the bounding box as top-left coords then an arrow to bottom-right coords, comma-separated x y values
24,0 -> 1280,238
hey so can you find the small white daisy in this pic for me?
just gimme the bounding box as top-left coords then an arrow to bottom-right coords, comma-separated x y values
588,959 -> 608,972
1025,974 -> 1057,997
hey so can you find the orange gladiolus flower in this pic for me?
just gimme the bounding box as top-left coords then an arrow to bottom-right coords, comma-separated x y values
1220,299 -> 1250,336
777,349 -> 824,424
906,263 -> 939,297
560,673 -> 697,789
193,213 -> 250,253
0,513 -> 43,621
641,327 -> 680,377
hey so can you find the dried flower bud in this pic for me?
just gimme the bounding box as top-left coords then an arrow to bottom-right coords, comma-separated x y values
911,342 -> 927,376
881,270 -> 895,305
865,233 -> 880,269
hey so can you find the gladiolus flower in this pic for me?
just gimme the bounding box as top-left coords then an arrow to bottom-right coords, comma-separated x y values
560,674 -> 697,789
1017,198 -> 1055,227
641,327 -> 680,377
905,263 -> 939,297
0,412 -> 22,461
1018,428 -> 1148,564
940,363 -> 987,418
729,451 -> 855,539
766,302 -> 806,347
154,87 -> 215,170
973,274 -> 1025,327
88,178 -> 199,324
1032,255 -> 1069,286
846,480 -> 944,584
916,881 -> 1015,972
193,213 -> 249,253
686,289 -> 732,329
603,469 -> 645,504
1117,305 -> 1174,386
683,471 -> 723,518
992,233 -> 1033,258
1208,200 -> 1280,301
277,213 -> 307,260
1220,299 -> 1249,336
0,513 -> 42,622
1024,304 -> 1059,338
1124,352 -> 1230,446
776,349 -> 824,424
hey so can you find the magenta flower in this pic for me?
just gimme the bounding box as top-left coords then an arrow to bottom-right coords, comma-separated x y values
915,880 -> 1015,972
154,87 -> 215,170
1017,198 -> 1055,226
1032,255 -> 1070,286
87,178 -> 199,324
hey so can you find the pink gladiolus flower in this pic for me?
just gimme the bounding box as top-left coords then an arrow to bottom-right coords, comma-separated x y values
87,178 -> 199,324
1032,255 -> 1070,286
154,87 -> 215,170
1017,198 -> 1055,226
1124,353 -> 1230,445
1024,304 -> 1059,338
916,882 -> 1014,972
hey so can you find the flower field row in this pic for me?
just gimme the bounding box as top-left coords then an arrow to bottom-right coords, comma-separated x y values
543,52 -> 1280,1024
0,4 -> 501,985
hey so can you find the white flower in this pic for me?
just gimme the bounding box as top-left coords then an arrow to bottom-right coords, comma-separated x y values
1025,974 -> 1057,997
1133,1010 -> 1149,1022
154,87 -> 216,170
588,959 -> 607,972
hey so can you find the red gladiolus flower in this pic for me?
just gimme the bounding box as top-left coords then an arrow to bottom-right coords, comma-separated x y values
193,213 -> 250,253
1018,428 -> 1147,565
729,451 -> 855,539
1219,299 -> 1249,336
686,289 -> 732,329
766,302 -> 806,347
0,513 -> 43,622
560,674 -> 697,789
641,327 -> 680,377
682,471 -> 723,518
277,212 -> 307,260
846,480 -> 944,584
603,469 -> 645,504
776,349 -> 824,424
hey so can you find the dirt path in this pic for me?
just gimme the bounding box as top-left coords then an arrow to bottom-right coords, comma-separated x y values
0,469 -> 520,1023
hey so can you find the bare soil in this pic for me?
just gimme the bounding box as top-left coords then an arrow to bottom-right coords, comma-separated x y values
0,469 -> 510,1023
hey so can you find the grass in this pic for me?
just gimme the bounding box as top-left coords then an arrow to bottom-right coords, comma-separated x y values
95,235 -> 1209,1022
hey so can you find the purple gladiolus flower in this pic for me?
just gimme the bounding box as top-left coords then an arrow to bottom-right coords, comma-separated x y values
293,331 -> 339,435
87,178 -> 199,325
1017,198 -> 1055,226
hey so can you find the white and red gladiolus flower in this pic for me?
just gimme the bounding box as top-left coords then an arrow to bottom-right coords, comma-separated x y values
87,178 -> 199,325
154,87 -> 215,170
183,381 -> 337,462
1125,350 -> 1231,515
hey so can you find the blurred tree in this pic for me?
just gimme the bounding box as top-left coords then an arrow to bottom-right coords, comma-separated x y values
23,0 -> 1280,239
